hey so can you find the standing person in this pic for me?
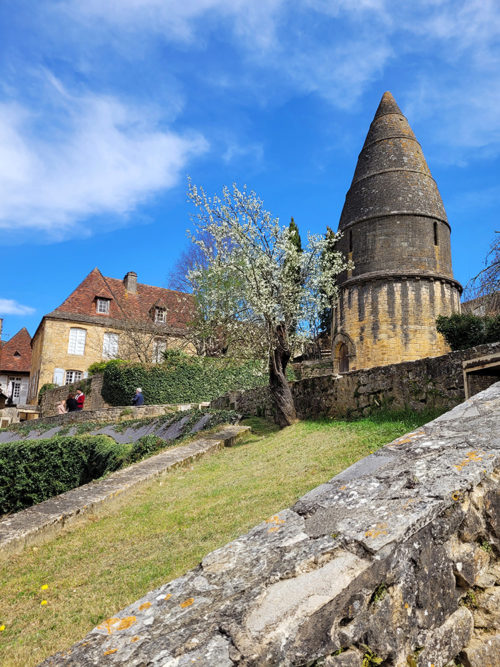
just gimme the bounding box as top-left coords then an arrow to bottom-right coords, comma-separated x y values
132,388 -> 144,406
75,388 -> 85,411
66,393 -> 78,412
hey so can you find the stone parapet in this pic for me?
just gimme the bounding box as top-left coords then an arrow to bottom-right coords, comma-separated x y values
42,382 -> 500,666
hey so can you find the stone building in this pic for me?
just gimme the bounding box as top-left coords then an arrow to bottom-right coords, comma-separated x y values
332,91 -> 462,373
0,326 -> 32,406
28,268 -> 194,402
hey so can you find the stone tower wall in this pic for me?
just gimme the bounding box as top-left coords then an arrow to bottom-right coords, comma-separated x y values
336,215 -> 453,280
334,91 -> 462,371
333,277 -> 461,372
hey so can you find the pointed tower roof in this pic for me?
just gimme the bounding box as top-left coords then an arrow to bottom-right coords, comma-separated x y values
338,91 -> 448,231
373,90 -> 403,119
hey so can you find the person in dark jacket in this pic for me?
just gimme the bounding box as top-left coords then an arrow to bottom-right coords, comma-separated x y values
66,393 -> 78,412
132,388 -> 144,406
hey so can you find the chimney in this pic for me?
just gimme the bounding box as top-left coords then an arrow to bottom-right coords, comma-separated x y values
123,271 -> 137,294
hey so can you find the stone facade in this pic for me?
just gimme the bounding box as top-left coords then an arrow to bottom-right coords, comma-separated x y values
332,92 -> 462,373
42,381 -> 500,666
28,268 -> 195,403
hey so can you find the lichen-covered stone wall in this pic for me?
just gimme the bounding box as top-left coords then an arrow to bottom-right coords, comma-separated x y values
43,382 -> 500,666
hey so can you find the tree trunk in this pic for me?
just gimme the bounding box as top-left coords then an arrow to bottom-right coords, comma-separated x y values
269,325 -> 297,427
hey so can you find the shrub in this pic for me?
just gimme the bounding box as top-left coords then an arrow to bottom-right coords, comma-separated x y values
128,435 -> 165,463
0,435 -> 128,514
87,358 -> 126,376
436,313 -> 486,350
101,357 -> 266,406
37,383 -> 57,405
485,314 -> 500,344
0,408 -> 239,513
436,313 -> 500,350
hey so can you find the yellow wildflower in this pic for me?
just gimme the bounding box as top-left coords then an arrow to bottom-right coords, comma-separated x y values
41,600 -> 47,606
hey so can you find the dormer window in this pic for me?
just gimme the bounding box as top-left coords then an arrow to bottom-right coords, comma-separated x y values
97,298 -> 110,314
154,307 -> 166,324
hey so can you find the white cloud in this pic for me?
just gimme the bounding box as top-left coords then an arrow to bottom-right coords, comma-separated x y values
0,299 -> 35,315
222,141 -> 264,164
68,0 -> 285,47
0,83 -> 208,240
67,0 -> 392,107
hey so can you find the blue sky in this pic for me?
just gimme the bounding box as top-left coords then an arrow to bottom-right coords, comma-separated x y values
0,0 -> 499,340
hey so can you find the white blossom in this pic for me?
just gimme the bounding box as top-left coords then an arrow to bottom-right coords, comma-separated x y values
186,181 -> 350,358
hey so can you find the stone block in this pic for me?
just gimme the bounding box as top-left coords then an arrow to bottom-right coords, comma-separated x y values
449,540 -> 490,588
473,587 -> 500,629
461,632 -> 500,667
324,648 -> 363,665
418,607 -> 473,666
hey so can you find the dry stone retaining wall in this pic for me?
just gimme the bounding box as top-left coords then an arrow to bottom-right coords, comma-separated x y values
43,382 -> 500,666
212,342 -> 500,420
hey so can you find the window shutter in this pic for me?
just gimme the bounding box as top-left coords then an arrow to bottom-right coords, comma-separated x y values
68,328 -> 86,355
53,368 -> 65,386
103,333 -> 119,359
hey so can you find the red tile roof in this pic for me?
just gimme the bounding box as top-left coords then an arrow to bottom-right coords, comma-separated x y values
0,327 -> 32,374
48,268 -> 194,330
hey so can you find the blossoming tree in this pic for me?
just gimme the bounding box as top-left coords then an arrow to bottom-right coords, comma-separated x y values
187,182 -> 349,427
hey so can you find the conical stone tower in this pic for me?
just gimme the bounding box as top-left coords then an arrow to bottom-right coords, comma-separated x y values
332,91 -> 462,373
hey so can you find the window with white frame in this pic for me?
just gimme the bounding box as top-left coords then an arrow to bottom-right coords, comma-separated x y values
96,298 -> 110,314
9,377 -> 22,399
65,370 -> 83,385
152,339 -> 166,363
68,328 -> 87,355
154,307 -> 166,323
102,332 -> 119,359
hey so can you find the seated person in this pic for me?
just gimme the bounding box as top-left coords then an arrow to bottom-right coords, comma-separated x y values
66,393 -> 78,412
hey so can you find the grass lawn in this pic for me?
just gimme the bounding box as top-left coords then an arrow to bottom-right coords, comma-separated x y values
0,410 -> 442,666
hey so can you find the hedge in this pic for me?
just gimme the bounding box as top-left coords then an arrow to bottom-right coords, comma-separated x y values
0,409 -> 239,514
436,313 -> 500,350
101,357 -> 267,406
0,435 -> 126,514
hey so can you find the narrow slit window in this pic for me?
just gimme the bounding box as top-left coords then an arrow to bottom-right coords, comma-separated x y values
433,221 -> 438,246
349,229 -> 353,253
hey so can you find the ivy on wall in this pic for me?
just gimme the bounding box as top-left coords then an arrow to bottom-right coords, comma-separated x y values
101,357 -> 268,406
